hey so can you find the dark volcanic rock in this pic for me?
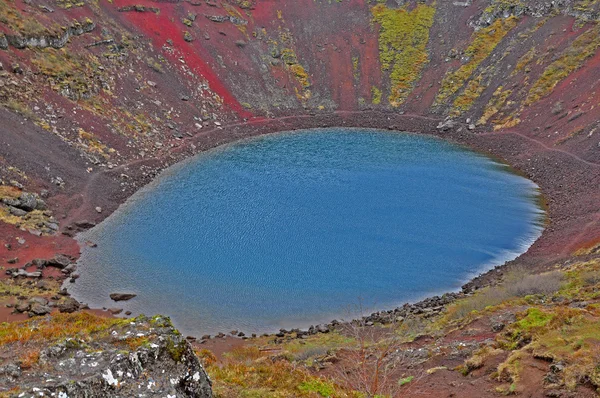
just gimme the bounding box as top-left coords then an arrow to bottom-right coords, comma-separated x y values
110,293 -> 137,301
58,297 -> 80,313
47,254 -> 72,269
29,303 -> 51,316
1,315 -> 213,397
74,220 -> 96,229
17,192 -> 38,211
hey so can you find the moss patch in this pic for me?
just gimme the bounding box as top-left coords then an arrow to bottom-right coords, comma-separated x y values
371,3 -> 436,107
525,24 -> 600,105
435,17 -> 518,106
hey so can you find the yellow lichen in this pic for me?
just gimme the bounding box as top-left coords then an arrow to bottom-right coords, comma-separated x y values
435,16 -> 518,106
525,24 -> 600,105
371,3 -> 436,107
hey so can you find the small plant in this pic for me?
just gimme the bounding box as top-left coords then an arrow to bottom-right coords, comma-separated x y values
298,379 -> 336,397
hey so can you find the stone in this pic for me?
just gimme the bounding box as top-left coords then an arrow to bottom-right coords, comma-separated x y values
108,308 -> 123,315
110,293 -> 137,302
75,220 -> 96,229
58,297 -> 80,313
48,254 -> 71,269
8,206 -> 27,217
29,303 -> 52,316
28,229 -> 42,237
35,198 -> 47,210
29,296 -> 49,306
436,119 -> 458,131
6,257 -> 18,264
45,222 -> 59,231
2,315 -> 213,396
18,192 -> 38,211
95,206 -> 102,213
63,263 -> 77,274
36,280 -> 51,290
12,269 -> 42,278
316,324 -> 330,333
491,322 -> 505,332
14,302 -> 30,313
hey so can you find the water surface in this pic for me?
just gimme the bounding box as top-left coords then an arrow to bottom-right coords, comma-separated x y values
71,129 -> 544,335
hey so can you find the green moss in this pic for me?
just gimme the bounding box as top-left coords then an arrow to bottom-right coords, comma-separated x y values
514,308 -> 553,331
371,86 -> 382,105
166,338 -> 186,362
435,17 -> 518,106
371,3 -> 436,107
298,379 -> 336,396
525,24 -> 600,105
451,74 -> 485,115
398,376 -> 414,386
478,86 -> 512,125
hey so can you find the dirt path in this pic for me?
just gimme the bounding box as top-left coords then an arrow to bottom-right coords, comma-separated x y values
483,130 -> 600,168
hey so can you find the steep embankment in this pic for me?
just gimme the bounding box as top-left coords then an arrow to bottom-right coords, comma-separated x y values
0,0 -> 599,396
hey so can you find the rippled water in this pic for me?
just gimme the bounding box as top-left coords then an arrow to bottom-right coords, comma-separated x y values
70,129 -> 544,335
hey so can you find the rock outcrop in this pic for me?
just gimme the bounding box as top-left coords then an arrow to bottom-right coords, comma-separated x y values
0,315 -> 212,397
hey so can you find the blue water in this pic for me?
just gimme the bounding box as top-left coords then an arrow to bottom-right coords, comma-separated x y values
71,129 -> 544,336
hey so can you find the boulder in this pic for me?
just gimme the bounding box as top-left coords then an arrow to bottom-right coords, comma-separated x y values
35,198 -> 47,210
14,302 -> 31,313
5,315 -> 213,397
29,303 -> 52,316
110,293 -> 137,302
74,220 -> 96,229
58,298 -> 80,313
18,192 -> 38,211
29,297 -> 49,306
48,254 -> 72,269
8,206 -> 27,217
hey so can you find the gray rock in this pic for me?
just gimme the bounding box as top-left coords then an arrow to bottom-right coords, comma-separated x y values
110,293 -> 137,302
29,297 -> 49,306
29,303 -> 52,316
48,254 -> 71,269
436,119 -> 458,131
45,222 -> 59,231
8,206 -> 27,217
0,363 -> 21,378
18,192 -> 38,211
1,197 -> 21,207
12,269 -> 42,278
14,302 -> 30,313
58,297 -> 80,313
2,315 -> 213,397
35,198 -> 47,210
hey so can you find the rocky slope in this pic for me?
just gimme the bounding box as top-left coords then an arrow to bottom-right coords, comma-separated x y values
0,0 -> 599,396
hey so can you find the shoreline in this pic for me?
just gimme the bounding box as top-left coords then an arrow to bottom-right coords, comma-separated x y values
60,109 -> 597,337
2,110 -> 598,332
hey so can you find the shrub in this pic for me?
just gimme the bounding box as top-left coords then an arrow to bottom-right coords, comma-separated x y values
446,269 -> 564,321
504,269 -> 563,297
